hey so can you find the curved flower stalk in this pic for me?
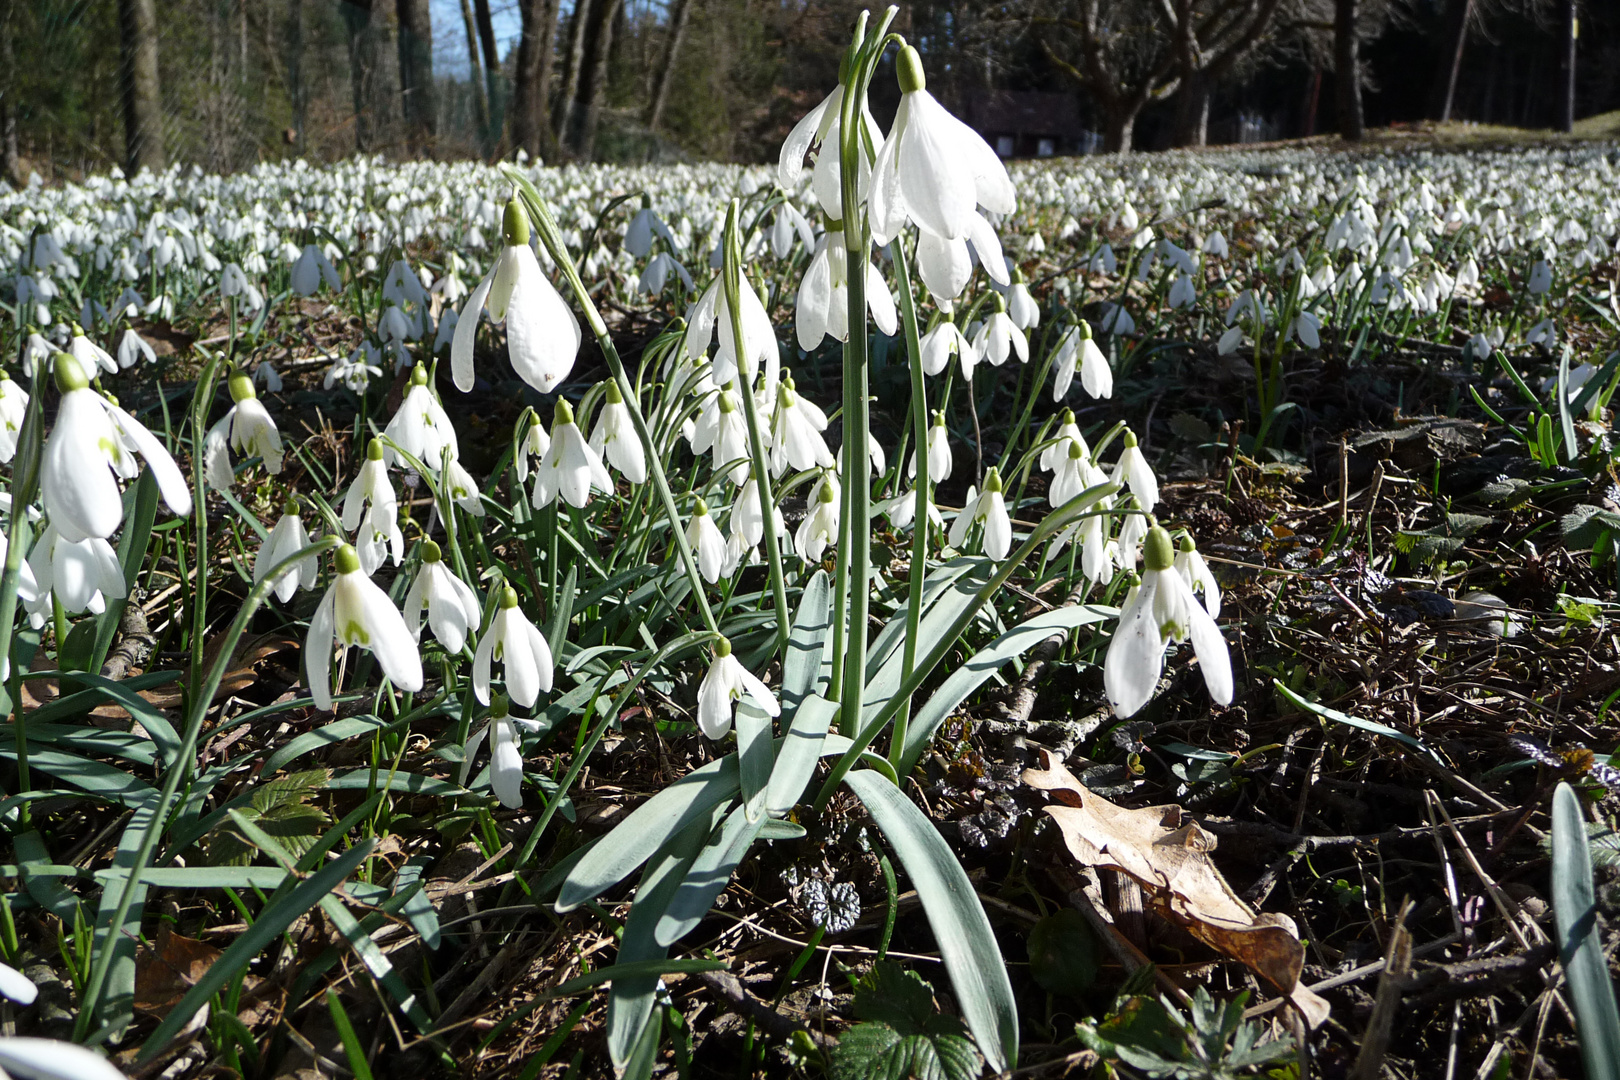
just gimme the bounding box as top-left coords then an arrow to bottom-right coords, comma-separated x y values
697,636 -> 779,740
254,500 -> 320,604
473,586 -> 554,708
1104,526 -> 1233,718
452,196 -> 581,395
948,466 -> 1012,560
404,539 -> 481,653
305,543 -> 424,711
533,399 -> 613,508
341,438 -> 403,575
589,380 -> 648,483
40,352 -> 192,542
203,372 -> 283,490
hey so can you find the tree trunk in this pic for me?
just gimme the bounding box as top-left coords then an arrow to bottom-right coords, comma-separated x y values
473,0 -> 504,149
1169,69 -> 1210,147
118,0 -> 165,173
340,0 -> 379,152
646,0 -> 694,132
1427,0 -> 1471,121
575,0 -> 621,161
1555,0 -> 1575,132
0,0 -> 19,184
1334,0 -> 1364,141
1102,109 -> 1135,154
514,0 -> 560,158
286,0 -> 307,148
396,0 -> 436,151
555,0 -> 594,147
459,0 -> 490,150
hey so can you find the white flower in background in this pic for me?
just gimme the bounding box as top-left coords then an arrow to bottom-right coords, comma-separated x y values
254,501 -> 320,604
432,308 -> 459,353
0,1037 -> 130,1080
1174,534 -> 1221,618
0,961 -> 38,1005
1006,272 -> 1040,329
460,698 -> 546,808
533,398 -> 613,509
690,385 -> 751,486
697,636 -> 780,740
1167,272 -> 1197,309
683,271 -> 778,395
1110,430 -> 1159,512
116,328 -> 155,370
220,263 -> 264,311
1096,302 -> 1135,336
768,202 -> 815,259
908,411 -> 953,483
325,344 -> 383,393
0,372 -> 29,462
452,196 -> 582,395
1528,259 -> 1553,295
383,258 -> 429,308
919,315 -> 975,378
625,203 -> 675,258
769,377 -> 834,476
291,244 -> 342,296
473,585 -> 555,708
1116,502 -> 1149,565
686,498 -> 728,583
1052,319 -> 1112,401
730,473 -> 782,550
1290,311 -> 1323,349
913,212 -> 1008,301
1040,409 -> 1090,474
795,471 -> 840,564
69,325 -> 117,376
28,525 -> 115,615
949,467 -> 1012,560
404,539 -> 481,653
513,409 -> 552,486
341,438 -> 403,575
40,353 -> 192,542
1104,526 -> 1233,718
869,45 -> 1015,245
203,372 -> 284,490
1087,244 -> 1117,275
1050,439 -> 1107,508
1524,318 -> 1557,348
305,543 -> 424,711
589,380 -> 647,483
1218,324 -> 1246,356
383,363 -> 458,470
972,299 -> 1027,368
638,252 -> 694,296
21,332 -> 53,377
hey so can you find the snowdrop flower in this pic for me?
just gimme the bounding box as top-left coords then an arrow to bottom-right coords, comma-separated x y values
625,203 -> 675,258
919,314 -> 975,377
291,244 -> 342,296
1040,410 -> 1090,473
1110,430 -> 1159,512
443,457 -> 486,517
1528,259 -> 1552,295
473,585 -> 555,708
533,399 -> 613,509
254,501 -> 320,603
1217,324 -> 1246,356
796,471 -> 840,564
40,353 -> 191,542
432,308 -> 459,354
1174,534 -> 1221,617
1087,244 -> 1117,275
28,525 -> 118,615
869,46 -> 1015,245
697,636 -> 779,740
452,196 -> 581,395
383,364 -> 458,470
589,380 -> 647,483
686,498 -> 728,583
0,372 -> 28,462
513,408 -> 551,485
768,202 -> 815,259
948,467 -> 1012,560
69,325 -> 117,377
1050,439 -> 1107,508
0,1037 -> 130,1080
690,385 -> 751,485
1006,272 -> 1040,330
913,212 -> 1008,301
460,696 -> 545,808
777,80 -> 882,219
204,372 -> 284,490
1116,503 -> 1149,566
769,377 -> 834,476
1096,303 -> 1135,336
220,263 -> 264,311
0,961 -> 38,1005
1524,318 -> 1557,348
341,439 -> 403,575
973,297 -> 1028,368
306,543 -> 424,711
325,345 -> 383,393
1290,311 -> 1322,349
638,252 -> 693,296
795,226 -> 898,350
21,332 -> 53,377
730,472 -> 782,550
908,411 -> 953,483
1052,320 -> 1111,400
404,540 -> 481,653
683,272 -> 778,395
1103,525 -> 1233,717
116,328 -> 155,370
1167,272 -> 1197,309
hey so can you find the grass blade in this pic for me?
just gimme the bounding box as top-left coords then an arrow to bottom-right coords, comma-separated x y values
1551,781 -> 1620,1079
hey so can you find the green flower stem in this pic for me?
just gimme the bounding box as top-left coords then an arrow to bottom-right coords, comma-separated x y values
889,237 -> 928,772
186,355 -> 222,713
0,360 -> 44,823
722,201 -> 791,656
505,169 -> 718,636
76,536 -> 341,1038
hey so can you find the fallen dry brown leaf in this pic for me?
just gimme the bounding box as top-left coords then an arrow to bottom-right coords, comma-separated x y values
1023,750 -> 1331,1028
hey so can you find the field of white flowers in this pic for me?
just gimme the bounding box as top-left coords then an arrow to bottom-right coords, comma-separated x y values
2,19 -> 1619,1080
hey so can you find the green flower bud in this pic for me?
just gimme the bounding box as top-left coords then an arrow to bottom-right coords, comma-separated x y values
897,45 -> 926,94
503,197 -> 530,247
366,437 -> 385,461
1143,526 -> 1175,572
53,352 -> 89,393
334,543 -> 362,575
421,539 -> 443,562
228,372 -> 256,402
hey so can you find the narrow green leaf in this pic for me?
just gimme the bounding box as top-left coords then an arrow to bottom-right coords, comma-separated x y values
767,693 -> 838,816
782,569 -> 832,713
1551,782 -> 1620,1080
327,990 -> 376,1080
261,715 -> 392,777
1274,681 -> 1442,764
655,803 -> 765,947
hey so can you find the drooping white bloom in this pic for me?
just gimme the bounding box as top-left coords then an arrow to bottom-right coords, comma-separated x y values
1006,274 -> 1040,329
0,1037 -> 129,1080
220,262 -> 264,311
452,196 -> 582,395
1050,440 -> 1107,508
116,328 -> 155,370
638,252 -> 694,296
948,467 -> 1012,560
1104,526 -> 1233,717
625,204 -> 675,258
777,82 -> 883,219
696,636 -> 780,740
291,244 -> 343,296
254,502 -> 320,603
513,408 -> 551,485
769,378 -> 834,476
403,539 -> 481,653
1110,430 -> 1159,512
382,364 -> 459,470
795,227 -> 899,350
795,471 -> 840,564
683,272 -> 778,396
919,317 -> 975,378
340,438 -> 403,575
1528,259 -> 1553,295
972,302 -> 1028,367
1052,320 -> 1112,401
460,699 -> 546,808
472,585 -> 555,708
1291,311 -> 1323,349
869,46 -> 1015,246
28,525 -> 120,615
0,961 -> 38,1005
588,380 -> 647,484
1174,535 -> 1221,618
690,385 -> 751,486
21,332 -> 53,378
686,498 -> 728,583
913,212 -> 1008,302
908,412 -> 953,483
69,326 -> 117,376
40,353 -> 192,542
533,399 -> 614,509
768,202 -> 815,259
325,344 -> 383,393
305,544 -> 424,711
1040,410 -> 1090,474
203,372 -> 284,490
0,373 -> 29,462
